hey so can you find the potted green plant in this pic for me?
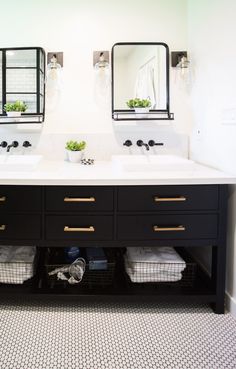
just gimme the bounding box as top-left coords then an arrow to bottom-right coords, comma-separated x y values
126,98 -> 151,118
65,140 -> 86,163
4,100 -> 28,118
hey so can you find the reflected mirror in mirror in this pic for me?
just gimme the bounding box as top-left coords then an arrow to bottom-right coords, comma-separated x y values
112,43 -> 171,119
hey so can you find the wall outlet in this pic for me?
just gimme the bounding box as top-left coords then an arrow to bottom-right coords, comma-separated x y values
221,108 -> 236,126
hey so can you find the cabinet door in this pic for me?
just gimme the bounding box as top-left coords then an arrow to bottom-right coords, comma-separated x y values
118,185 -> 219,211
117,214 -> 218,240
0,186 -> 42,212
45,186 -> 114,212
45,215 -> 113,240
0,215 -> 41,239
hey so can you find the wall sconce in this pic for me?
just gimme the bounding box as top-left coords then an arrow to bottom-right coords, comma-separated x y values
46,52 -> 63,111
171,51 -> 191,85
47,52 -> 63,69
93,51 -> 109,70
93,51 -> 110,107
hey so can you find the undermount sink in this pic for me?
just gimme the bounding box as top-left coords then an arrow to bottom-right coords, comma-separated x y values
0,155 -> 42,171
112,155 -> 195,172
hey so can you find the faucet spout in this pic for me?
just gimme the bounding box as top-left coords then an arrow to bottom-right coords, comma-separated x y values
7,141 -> 19,152
136,140 -> 149,151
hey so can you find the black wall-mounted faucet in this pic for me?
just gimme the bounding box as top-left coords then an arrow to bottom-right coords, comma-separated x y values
7,141 -> 19,152
123,140 -> 132,147
137,140 -> 149,151
148,140 -> 164,147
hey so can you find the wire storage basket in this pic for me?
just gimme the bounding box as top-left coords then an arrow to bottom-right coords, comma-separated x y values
124,249 -> 196,287
0,246 -> 38,286
45,248 -> 117,289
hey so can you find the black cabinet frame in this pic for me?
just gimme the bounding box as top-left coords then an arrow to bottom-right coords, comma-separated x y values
0,184 -> 228,314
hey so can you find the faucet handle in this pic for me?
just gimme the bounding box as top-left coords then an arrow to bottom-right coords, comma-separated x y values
23,141 -> 32,148
148,140 -> 164,147
123,140 -> 132,147
0,141 -> 8,148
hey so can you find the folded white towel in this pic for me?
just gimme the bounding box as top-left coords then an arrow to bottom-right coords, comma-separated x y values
125,247 -> 186,283
126,247 -> 185,265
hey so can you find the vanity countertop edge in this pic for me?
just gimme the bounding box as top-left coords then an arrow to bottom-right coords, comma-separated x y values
0,159 -> 235,186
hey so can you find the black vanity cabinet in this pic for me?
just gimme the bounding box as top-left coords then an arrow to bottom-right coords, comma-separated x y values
0,186 -> 42,241
0,184 -> 228,314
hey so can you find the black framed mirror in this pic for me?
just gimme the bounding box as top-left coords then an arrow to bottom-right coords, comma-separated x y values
0,47 -> 46,124
111,42 -> 173,121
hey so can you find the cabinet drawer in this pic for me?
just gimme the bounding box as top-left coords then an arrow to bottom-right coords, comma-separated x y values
0,215 -> 41,239
45,186 -> 114,212
118,185 -> 219,211
117,214 -> 218,240
0,186 -> 42,212
45,216 -> 113,240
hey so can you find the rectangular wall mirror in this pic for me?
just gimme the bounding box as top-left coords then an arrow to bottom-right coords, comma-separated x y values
111,42 -> 173,120
0,47 -> 46,124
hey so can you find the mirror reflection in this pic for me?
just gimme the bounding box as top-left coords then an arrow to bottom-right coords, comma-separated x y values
112,43 -> 168,112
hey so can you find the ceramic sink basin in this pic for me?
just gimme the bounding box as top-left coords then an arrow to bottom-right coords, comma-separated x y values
0,155 -> 42,171
112,155 -> 195,172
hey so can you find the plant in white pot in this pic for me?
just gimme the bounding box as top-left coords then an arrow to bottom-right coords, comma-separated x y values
126,98 -> 151,118
65,140 -> 86,163
4,100 -> 27,117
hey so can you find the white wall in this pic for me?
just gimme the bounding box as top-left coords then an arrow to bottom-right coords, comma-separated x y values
0,0 -> 191,157
188,0 -> 236,316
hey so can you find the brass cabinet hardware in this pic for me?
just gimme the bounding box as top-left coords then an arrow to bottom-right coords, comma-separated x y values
0,196 -> 6,202
154,196 -> 187,202
0,225 -> 6,231
64,226 -> 95,232
153,225 -> 186,232
64,197 -> 96,203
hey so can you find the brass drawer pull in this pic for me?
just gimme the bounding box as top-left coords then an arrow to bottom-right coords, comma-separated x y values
153,225 -> 186,232
0,225 -> 6,231
0,196 -> 6,202
64,197 -> 96,203
154,196 -> 187,202
64,226 -> 95,232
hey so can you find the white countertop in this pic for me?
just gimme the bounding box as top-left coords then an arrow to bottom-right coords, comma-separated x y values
0,157 -> 235,185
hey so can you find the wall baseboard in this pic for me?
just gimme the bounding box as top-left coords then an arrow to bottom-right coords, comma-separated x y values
226,292 -> 236,318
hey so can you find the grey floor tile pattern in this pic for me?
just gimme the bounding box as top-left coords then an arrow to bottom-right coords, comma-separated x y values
0,300 -> 236,369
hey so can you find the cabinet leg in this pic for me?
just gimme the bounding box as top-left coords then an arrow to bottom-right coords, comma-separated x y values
211,301 -> 225,314
211,245 -> 226,314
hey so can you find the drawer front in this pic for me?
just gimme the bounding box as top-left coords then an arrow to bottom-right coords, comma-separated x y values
0,215 -> 41,240
117,214 -> 218,240
118,185 -> 219,211
46,215 -> 113,240
0,186 -> 42,212
45,186 -> 114,212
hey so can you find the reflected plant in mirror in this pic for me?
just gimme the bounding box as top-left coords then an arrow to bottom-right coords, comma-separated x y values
4,100 -> 27,117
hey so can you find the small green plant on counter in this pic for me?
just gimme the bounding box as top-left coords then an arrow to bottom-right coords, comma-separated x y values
4,100 -> 28,112
126,98 -> 151,109
65,140 -> 86,151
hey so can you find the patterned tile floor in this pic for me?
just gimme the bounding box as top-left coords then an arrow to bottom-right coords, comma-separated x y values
0,299 -> 236,369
